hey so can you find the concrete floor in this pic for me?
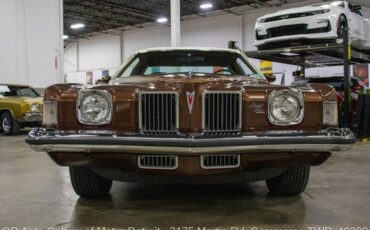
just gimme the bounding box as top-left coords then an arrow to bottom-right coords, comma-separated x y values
0,134 -> 369,229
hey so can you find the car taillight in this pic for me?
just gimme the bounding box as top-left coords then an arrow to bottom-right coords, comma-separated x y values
42,101 -> 57,126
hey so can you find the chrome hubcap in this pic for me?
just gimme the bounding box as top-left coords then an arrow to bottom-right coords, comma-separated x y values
2,116 -> 11,132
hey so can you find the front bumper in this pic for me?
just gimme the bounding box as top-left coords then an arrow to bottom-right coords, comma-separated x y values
18,112 -> 42,123
26,128 -> 356,154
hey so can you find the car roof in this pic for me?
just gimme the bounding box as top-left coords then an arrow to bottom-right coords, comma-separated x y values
136,47 -> 243,55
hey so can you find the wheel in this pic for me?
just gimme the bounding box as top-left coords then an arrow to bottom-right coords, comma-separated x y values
337,15 -> 348,37
69,166 -> 112,198
1,112 -> 20,135
266,166 -> 310,196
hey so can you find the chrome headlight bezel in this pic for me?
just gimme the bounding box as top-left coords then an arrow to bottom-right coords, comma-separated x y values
77,89 -> 112,125
268,89 -> 304,126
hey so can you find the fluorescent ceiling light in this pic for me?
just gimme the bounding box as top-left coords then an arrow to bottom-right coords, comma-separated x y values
70,23 -> 85,29
200,3 -> 213,9
280,52 -> 299,56
63,35 -> 69,39
156,17 -> 168,23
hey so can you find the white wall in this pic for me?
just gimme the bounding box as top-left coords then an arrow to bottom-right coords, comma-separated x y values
0,0 -> 63,88
123,26 -> 170,59
79,35 -> 121,71
64,43 -> 78,73
182,14 -> 242,48
64,0 -> 370,85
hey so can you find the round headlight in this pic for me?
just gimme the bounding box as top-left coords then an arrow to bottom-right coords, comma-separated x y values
30,103 -> 39,112
268,90 -> 303,125
78,90 -> 112,125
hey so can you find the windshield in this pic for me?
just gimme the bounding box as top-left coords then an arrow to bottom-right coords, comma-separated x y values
313,1 -> 344,7
115,50 -> 263,79
0,85 -> 40,98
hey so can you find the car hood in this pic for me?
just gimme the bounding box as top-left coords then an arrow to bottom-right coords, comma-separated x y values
258,3 -> 334,21
2,96 -> 43,107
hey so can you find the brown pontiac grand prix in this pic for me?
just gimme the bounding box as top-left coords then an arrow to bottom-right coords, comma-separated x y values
26,47 -> 355,198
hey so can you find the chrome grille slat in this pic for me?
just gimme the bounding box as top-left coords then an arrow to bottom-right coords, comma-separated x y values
203,92 -> 242,136
139,92 -> 178,135
201,155 -> 240,169
138,155 -> 178,169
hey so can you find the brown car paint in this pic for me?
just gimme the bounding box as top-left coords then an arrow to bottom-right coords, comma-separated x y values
43,75 -> 337,133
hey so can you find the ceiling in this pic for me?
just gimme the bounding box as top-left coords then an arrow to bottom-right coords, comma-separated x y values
63,0 -> 274,40
64,0 -> 370,41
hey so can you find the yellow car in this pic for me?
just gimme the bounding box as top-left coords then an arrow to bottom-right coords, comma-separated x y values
0,84 -> 43,135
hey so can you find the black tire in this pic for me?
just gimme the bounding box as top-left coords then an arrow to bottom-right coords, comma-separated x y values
266,166 -> 310,196
1,112 -> 20,135
69,166 -> 112,198
337,15 -> 348,37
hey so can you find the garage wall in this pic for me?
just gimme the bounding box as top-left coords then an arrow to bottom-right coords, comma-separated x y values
79,35 -> 121,71
123,26 -> 171,59
64,0 -> 370,85
182,14 -> 242,48
0,0 -> 63,88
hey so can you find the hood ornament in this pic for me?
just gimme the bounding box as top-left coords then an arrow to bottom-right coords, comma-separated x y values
186,91 -> 195,114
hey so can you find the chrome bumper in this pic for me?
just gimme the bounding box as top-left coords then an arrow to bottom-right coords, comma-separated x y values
26,128 -> 356,155
18,112 -> 42,123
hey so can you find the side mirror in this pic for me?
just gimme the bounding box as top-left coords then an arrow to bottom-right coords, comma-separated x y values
264,73 -> 276,83
352,4 -> 362,11
95,75 -> 112,85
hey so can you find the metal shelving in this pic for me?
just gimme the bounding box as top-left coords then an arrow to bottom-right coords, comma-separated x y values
245,41 -> 370,67
244,28 -> 370,128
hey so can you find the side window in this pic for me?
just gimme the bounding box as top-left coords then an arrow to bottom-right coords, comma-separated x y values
0,85 -> 10,96
349,3 -> 363,16
236,58 -> 255,76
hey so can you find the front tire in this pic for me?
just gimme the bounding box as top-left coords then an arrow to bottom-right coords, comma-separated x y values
337,15 -> 348,37
1,112 -> 20,135
266,166 -> 310,196
69,166 -> 112,198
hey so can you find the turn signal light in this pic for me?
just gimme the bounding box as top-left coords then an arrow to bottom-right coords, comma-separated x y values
323,101 -> 338,126
43,101 -> 57,125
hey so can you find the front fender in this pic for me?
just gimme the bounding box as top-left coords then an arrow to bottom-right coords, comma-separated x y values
0,103 -> 23,119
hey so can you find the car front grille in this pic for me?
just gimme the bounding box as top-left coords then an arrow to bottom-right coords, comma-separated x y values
201,155 -> 240,169
269,24 -> 307,37
203,92 -> 242,135
256,23 -> 331,40
138,155 -> 178,169
139,92 -> 178,135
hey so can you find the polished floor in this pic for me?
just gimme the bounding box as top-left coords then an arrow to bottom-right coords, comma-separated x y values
0,134 -> 369,228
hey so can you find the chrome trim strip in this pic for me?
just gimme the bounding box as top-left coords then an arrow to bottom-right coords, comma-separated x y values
201,155 -> 240,169
28,143 -> 352,154
138,155 -> 178,170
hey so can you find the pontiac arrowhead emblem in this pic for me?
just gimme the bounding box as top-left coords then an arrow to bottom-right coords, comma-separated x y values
186,91 -> 195,114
